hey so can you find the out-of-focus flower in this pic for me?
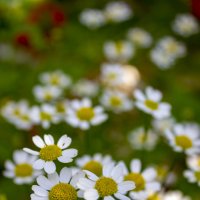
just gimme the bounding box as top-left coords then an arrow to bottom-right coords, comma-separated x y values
15,33 -> 31,49
76,154 -> 114,176
54,100 -> 69,122
161,191 -> 191,200
72,79 -> 99,97
187,155 -> 200,171
24,134 -> 78,174
77,163 -> 135,200
150,36 -> 186,69
101,90 -> 133,113
31,167 -> 84,200
134,87 -> 171,119
165,123 -> 200,155
172,14 -> 199,37
33,85 -> 62,102
3,150 -> 41,185
184,168 -> 200,187
30,104 -> 58,129
127,28 -> 153,48
79,9 -> 106,29
104,1 -> 132,23
103,40 -> 134,62
66,98 -> 107,130
1,100 -> 33,130
120,159 -> 160,200
0,43 -> 14,61
128,127 -> 158,150
152,117 -> 175,133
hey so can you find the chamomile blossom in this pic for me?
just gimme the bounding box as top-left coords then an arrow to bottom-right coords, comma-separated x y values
76,154 -> 114,176
77,163 -> 135,200
101,63 -> 124,87
127,28 -> 153,48
39,70 -> 71,88
120,159 -> 161,200
1,100 -> 33,130
33,85 -> 62,102
72,79 -> 99,97
66,98 -> 108,130
79,9 -> 106,29
3,150 -> 41,185
24,134 -> 78,174
31,167 -> 84,200
100,90 -> 133,113
54,100 -> 69,122
103,40 -> 134,62
186,155 -> 200,171
184,168 -> 200,186
104,1 -> 132,23
30,104 -> 58,129
162,191 -> 191,200
134,87 -> 171,119
172,14 -> 199,37
128,127 -> 158,150
165,123 -> 200,155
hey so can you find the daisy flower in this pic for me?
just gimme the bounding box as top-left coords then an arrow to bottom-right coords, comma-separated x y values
76,154 -> 114,176
54,100 -> 69,122
187,155 -> 200,171
3,150 -> 41,185
101,63 -> 124,87
120,159 -> 160,200
23,134 -> 78,174
172,14 -> 199,37
33,85 -> 62,102
77,163 -> 135,200
184,168 -> 200,187
100,90 -> 133,113
72,79 -> 99,97
31,167 -> 85,200
165,123 -> 200,155
66,98 -> 108,130
30,104 -> 58,129
104,1 -> 132,23
134,87 -> 171,119
162,190 -> 191,200
79,9 -> 106,29
128,127 -> 158,150
127,28 -> 153,48
39,70 -> 71,88
103,40 -> 134,62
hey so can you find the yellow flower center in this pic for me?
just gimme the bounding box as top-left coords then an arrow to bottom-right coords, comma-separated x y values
44,93 -> 53,101
175,135 -> 192,149
13,108 -> 21,116
147,194 -> 161,200
139,133 -> 147,143
167,42 -> 178,53
110,96 -> 122,107
116,42 -> 124,53
21,114 -> 30,121
50,75 -> 60,85
40,145 -> 62,161
49,183 -> 77,200
95,177 -> 118,197
145,100 -> 158,110
77,107 -> 94,121
124,173 -> 145,191
56,103 -> 66,113
40,112 -> 52,121
83,161 -> 102,177
195,171 -> 200,181
15,163 -> 33,177
107,73 -> 117,80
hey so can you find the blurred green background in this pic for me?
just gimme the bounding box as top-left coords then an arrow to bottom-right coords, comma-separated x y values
0,0 -> 200,199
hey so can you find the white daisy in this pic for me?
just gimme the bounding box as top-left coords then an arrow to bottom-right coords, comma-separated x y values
76,153 -> 114,176
103,40 -> 134,62
3,150 -> 41,185
187,155 -> 200,171
162,190 -> 191,200
31,167 -> 85,200
127,28 -> 153,48
134,87 -> 171,119
54,100 -> 69,122
23,134 -> 78,174
104,1 -> 132,23
77,163 -> 135,200
66,98 -> 108,130
101,90 -> 133,113
120,159 -> 160,200
172,14 -> 199,37
79,9 -> 106,29
184,168 -> 200,187
72,79 -> 99,97
30,104 -> 58,129
39,70 -> 71,88
165,123 -> 200,155
128,127 -> 158,150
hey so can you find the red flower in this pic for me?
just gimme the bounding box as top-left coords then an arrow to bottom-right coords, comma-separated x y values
191,0 -> 200,19
15,33 -> 31,48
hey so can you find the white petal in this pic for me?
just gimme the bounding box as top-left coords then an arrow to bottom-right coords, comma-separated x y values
33,136 -> 46,148
77,178 -> 95,190
23,148 -> 39,156
62,149 -> 78,158
32,185 -> 48,197
59,167 -> 72,183
58,156 -> 73,163
44,161 -> 56,174
57,135 -> 72,149
130,159 -> 141,173
118,181 -> 135,194
33,159 -> 45,170
84,189 -> 99,200
37,175 -> 54,190
44,135 -> 54,145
